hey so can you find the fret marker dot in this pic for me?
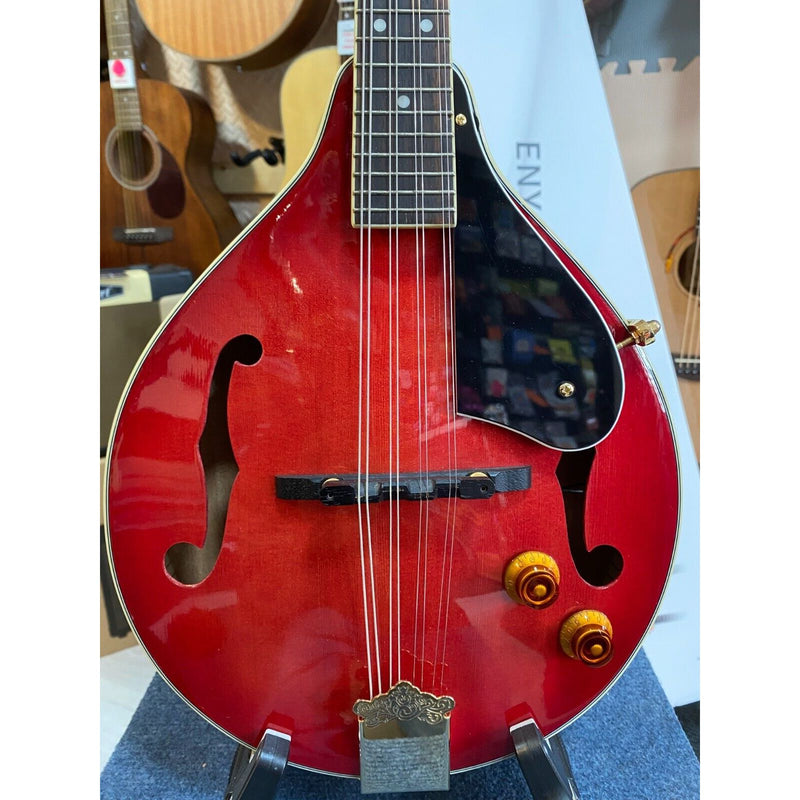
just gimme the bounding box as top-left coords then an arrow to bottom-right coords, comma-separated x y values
421,19 -> 434,32
397,95 -> 411,109
374,18 -> 387,32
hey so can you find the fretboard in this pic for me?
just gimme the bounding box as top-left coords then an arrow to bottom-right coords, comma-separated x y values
104,0 -> 143,131
352,0 -> 455,228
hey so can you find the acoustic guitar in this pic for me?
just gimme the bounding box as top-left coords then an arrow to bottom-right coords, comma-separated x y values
106,0 -> 679,783
134,0 -> 333,70
632,168 -> 700,458
279,1 -> 354,184
100,0 -> 240,277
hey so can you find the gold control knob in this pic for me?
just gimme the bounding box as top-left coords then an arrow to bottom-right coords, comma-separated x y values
559,610 -> 613,666
504,551 -> 560,609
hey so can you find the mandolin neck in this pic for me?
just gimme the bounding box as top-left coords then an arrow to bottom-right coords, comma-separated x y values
352,0 -> 456,229
103,0 -> 143,131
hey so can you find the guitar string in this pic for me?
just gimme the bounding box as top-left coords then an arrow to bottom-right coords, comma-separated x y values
679,230 -> 700,368
677,201 -> 701,375
106,0 -> 148,232
685,210 -> 701,371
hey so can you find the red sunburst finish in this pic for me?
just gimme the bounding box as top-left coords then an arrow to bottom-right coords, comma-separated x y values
106,65 -> 679,776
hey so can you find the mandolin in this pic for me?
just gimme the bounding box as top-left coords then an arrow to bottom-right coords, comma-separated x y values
134,0 -> 333,70
632,168 -> 699,459
106,0 -> 679,783
100,0 -> 240,276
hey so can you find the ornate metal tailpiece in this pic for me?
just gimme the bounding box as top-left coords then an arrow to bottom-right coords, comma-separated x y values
353,681 -> 455,794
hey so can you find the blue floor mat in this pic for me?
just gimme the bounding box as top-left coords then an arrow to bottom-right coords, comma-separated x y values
101,649 -> 699,799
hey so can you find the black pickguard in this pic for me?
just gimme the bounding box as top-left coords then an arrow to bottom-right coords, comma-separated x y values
452,68 -> 623,451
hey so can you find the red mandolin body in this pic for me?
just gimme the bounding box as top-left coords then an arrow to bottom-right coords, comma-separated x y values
106,65 -> 679,776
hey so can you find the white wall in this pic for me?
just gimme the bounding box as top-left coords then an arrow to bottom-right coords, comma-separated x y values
450,0 -> 700,707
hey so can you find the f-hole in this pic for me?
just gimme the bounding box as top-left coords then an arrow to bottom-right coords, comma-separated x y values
165,334 -> 262,585
556,449 -> 623,587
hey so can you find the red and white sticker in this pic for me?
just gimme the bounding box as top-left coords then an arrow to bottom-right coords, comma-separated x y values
337,19 -> 354,56
108,58 -> 136,89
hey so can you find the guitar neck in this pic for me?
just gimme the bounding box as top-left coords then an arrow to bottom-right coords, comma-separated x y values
352,0 -> 455,228
103,0 -> 143,131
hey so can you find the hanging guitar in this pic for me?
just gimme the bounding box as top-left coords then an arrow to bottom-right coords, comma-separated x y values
100,0 -> 240,276
279,0 -> 355,185
106,0 -> 680,785
133,0 -> 332,70
632,168 -> 699,459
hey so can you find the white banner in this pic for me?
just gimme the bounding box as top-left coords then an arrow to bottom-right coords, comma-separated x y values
450,0 -> 700,707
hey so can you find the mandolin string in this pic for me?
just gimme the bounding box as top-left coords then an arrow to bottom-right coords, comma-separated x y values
410,0 -> 428,688
356,0 -> 376,700
364,0 -> 384,695
393,0 -> 402,687
433,0 -> 459,695
417,0 -> 434,692
430,0 -> 448,690
386,0 -> 396,691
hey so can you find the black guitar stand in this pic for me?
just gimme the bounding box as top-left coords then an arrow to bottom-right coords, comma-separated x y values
223,727 -> 291,800
222,714 -> 579,799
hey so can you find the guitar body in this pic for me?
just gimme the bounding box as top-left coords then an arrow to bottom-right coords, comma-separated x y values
279,45 -> 342,186
106,64 -> 679,776
632,168 -> 700,458
100,78 -> 240,276
134,0 -> 332,70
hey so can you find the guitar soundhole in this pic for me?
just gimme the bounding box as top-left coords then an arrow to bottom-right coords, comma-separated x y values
147,145 -> 186,219
556,449 -> 623,587
165,334 -> 263,586
677,240 -> 700,297
104,125 -> 163,191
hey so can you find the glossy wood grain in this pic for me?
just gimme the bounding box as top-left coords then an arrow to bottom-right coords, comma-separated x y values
135,0 -> 332,69
100,78 -> 240,276
106,65 -> 679,776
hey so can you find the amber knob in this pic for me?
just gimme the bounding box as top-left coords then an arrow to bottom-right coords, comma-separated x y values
559,610 -> 613,666
504,552 -> 560,609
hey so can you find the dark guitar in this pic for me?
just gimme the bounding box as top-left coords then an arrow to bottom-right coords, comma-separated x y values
105,0 -> 679,781
100,0 -> 240,276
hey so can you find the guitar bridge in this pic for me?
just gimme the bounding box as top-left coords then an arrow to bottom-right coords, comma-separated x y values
274,466 -> 530,505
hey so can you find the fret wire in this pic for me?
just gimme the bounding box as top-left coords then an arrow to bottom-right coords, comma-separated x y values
355,171 -> 453,176
355,87 -> 452,92
355,109 -> 451,115
356,8 -> 450,14
352,191 -> 456,197
355,62 -> 450,68
353,132 -> 452,138
360,36 -> 450,41
356,208 -> 456,213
